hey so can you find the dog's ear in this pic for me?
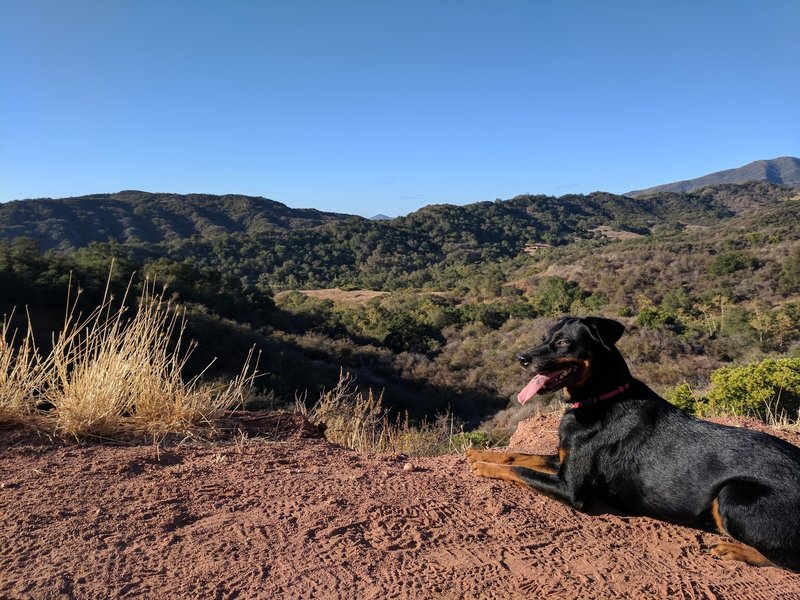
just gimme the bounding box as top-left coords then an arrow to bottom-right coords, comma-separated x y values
585,317 -> 625,349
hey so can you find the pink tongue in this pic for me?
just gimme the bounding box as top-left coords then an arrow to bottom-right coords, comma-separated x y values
517,374 -> 554,405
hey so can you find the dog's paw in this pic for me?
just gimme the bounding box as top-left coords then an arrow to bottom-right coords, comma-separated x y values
465,448 -> 481,464
710,542 -> 738,561
710,542 -> 772,566
469,460 -> 494,479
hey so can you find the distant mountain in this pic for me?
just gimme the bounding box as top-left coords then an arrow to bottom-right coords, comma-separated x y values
0,190 -> 356,251
628,156 -> 800,196
370,214 -> 393,221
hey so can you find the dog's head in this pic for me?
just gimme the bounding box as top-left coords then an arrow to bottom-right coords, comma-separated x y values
516,316 -> 627,405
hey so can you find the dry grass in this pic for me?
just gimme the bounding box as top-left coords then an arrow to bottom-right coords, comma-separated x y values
0,309 -> 48,428
763,394 -> 800,433
297,370 -> 461,456
277,288 -> 389,304
0,275 -> 258,439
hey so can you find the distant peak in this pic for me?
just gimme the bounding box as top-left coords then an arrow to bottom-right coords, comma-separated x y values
627,156 -> 800,196
370,214 -> 393,221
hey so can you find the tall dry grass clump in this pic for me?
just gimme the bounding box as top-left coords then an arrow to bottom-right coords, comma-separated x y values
298,370 -> 457,456
0,275 -> 258,438
0,309 -> 47,427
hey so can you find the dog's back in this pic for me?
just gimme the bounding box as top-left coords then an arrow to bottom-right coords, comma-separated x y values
577,388 -> 800,535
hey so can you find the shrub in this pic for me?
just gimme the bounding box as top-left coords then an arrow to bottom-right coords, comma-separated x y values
449,429 -> 506,452
708,251 -> 759,276
382,313 -> 441,353
458,302 -> 510,329
703,357 -> 800,420
529,277 -> 585,316
635,305 -> 676,330
662,382 -> 698,415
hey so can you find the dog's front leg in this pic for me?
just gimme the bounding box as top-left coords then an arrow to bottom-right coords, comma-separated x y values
469,460 -> 588,511
465,448 -> 560,474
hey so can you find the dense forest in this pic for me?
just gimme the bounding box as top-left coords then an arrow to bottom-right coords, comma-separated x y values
1,182 -> 792,290
2,181 -> 800,433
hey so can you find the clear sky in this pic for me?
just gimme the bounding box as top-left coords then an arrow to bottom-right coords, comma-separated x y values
1,1 -> 798,217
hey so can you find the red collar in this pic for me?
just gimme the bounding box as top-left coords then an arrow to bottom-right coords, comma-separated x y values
567,381 -> 630,410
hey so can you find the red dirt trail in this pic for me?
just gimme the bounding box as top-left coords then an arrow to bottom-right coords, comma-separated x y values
2,412 -> 800,599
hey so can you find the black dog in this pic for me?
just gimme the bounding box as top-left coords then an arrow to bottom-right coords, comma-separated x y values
467,316 -> 800,570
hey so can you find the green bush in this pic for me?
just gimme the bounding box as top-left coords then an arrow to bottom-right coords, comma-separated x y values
708,251 -> 759,276
450,429 -> 504,451
529,276 -> 585,316
635,305 -> 676,330
703,357 -> 800,419
663,382 -> 697,415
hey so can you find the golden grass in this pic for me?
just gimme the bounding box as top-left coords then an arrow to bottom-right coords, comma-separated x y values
763,394 -> 800,433
297,369 -> 476,456
0,275 -> 258,439
277,288 -> 389,304
0,309 -> 47,427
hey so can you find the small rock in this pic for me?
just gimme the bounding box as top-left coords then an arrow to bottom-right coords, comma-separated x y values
402,462 -> 415,473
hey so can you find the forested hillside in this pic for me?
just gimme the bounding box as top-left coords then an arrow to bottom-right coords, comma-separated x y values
1,182 -> 793,290
0,190 -> 352,251
2,181 -> 799,432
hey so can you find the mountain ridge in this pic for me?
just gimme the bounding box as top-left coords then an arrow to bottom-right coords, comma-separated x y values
1,181 -> 795,291
0,190 -> 357,251
627,156 -> 800,196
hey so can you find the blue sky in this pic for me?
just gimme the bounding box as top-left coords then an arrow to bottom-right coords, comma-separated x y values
1,1 -> 798,217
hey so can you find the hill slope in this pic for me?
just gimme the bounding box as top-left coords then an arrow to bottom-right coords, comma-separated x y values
0,190 -> 354,251
628,156 -> 800,196
0,184 -> 775,255
1,182 -> 794,290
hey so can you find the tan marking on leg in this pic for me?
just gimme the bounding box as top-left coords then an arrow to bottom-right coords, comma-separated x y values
469,461 -> 529,484
710,498 -> 775,567
465,449 -> 510,464
711,498 -> 728,536
710,542 -> 775,567
466,449 -> 558,474
514,456 -> 558,474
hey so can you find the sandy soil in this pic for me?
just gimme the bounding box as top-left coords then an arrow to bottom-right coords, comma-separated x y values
2,412 -> 800,599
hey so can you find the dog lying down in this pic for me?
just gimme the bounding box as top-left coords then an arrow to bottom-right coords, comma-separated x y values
467,316 -> 800,570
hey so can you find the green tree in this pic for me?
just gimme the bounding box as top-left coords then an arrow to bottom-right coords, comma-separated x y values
383,313 -> 441,354
708,251 -> 759,276
529,277 -> 585,316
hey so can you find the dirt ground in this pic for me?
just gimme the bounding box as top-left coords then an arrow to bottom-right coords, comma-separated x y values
2,412 -> 800,599
275,289 -> 390,304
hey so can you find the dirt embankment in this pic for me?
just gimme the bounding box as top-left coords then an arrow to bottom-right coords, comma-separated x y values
2,413 -> 800,599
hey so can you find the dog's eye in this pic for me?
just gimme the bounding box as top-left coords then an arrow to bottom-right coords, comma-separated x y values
555,339 -> 571,348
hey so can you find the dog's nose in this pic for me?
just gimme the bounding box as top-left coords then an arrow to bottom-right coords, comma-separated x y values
518,354 -> 531,367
